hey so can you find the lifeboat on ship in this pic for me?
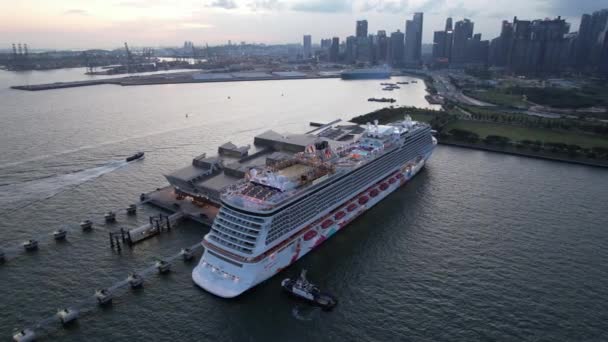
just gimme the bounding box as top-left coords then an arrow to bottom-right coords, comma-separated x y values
346,203 -> 357,212
379,183 -> 388,190
370,189 -> 379,197
334,211 -> 345,220
388,178 -> 396,184
396,173 -> 403,179
321,219 -> 333,229
358,196 -> 369,204
303,230 -> 318,241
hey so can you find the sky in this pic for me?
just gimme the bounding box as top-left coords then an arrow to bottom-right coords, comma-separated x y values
0,0 -> 606,50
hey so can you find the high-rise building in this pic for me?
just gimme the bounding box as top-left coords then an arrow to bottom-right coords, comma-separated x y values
356,20 -> 368,38
330,37 -> 340,62
356,36 -> 372,62
388,30 -> 405,67
433,31 -> 448,59
575,9 -> 608,71
345,36 -> 356,64
451,19 -> 474,64
445,17 -> 453,31
303,35 -> 312,58
376,30 -> 389,63
404,12 -> 424,65
506,16 -> 571,73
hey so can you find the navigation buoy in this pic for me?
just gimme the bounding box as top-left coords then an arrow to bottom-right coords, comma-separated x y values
12,329 -> 36,342
56,308 -> 79,325
23,240 -> 38,252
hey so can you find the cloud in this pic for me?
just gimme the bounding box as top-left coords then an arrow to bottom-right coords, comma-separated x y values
248,0 -> 285,11
207,0 -> 238,9
179,22 -> 214,29
63,9 -> 90,16
360,0 -> 409,13
291,0 -> 352,13
540,0 -> 604,17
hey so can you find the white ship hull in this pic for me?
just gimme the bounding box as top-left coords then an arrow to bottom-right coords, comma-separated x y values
192,149 -> 434,298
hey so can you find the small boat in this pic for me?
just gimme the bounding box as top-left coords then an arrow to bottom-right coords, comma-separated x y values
382,87 -> 394,91
126,152 -> 145,162
320,219 -> 333,229
411,80 -> 418,83
12,329 -> 36,342
53,229 -> 67,241
94,288 -> 113,305
397,81 -> 409,84
57,308 -> 79,325
155,259 -> 171,274
180,248 -> 194,261
23,240 -> 38,252
303,230 -> 318,241
281,270 -> 337,310
80,219 -> 93,231
127,272 -> 144,288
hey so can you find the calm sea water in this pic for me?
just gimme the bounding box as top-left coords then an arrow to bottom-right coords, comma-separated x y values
1,68 -> 607,341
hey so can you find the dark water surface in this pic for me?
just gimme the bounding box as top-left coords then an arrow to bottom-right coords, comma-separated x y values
1,69 -> 607,341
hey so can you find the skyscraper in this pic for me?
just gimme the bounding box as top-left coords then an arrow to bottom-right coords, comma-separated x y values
445,17 -> 453,31
404,12 -> 424,65
345,36 -> 356,64
433,31 -> 448,59
356,20 -> 368,38
330,37 -> 340,62
303,35 -> 312,58
388,30 -> 405,67
451,19 -> 474,64
376,30 -> 389,63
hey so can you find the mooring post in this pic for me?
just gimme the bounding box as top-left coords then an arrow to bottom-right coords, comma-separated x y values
110,233 -> 114,248
166,216 -> 171,231
120,228 -> 125,242
126,231 -> 133,247
116,237 -> 121,251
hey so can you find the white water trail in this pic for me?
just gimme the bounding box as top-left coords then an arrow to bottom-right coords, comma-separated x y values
0,160 -> 128,212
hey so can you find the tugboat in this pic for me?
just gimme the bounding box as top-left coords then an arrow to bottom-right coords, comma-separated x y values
126,152 -> 145,162
281,270 -> 337,310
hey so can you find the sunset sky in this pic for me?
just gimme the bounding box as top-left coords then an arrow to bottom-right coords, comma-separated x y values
0,0 -> 602,50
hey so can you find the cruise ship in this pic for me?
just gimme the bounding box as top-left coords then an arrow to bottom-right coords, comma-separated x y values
166,116 -> 436,298
340,67 -> 392,80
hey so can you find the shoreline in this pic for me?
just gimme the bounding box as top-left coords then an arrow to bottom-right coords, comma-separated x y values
438,140 -> 608,168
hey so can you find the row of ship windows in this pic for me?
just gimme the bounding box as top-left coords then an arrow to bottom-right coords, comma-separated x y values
265,131 -> 431,245
211,228 -> 256,247
216,216 -> 260,236
218,211 -> 263,230
221,206 -> 265,224
209,235 -> 253,254
213,221 -> 258,242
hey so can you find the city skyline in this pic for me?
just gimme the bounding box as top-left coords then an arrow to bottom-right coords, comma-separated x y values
0,0 -> 603,50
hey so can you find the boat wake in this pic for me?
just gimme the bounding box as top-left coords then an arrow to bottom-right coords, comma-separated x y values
0,160 -> 128,213
291,305 -> 320,321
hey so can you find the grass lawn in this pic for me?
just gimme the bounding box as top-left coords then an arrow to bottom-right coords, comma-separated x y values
464,89 -> 527,108
444,120 -> 608,149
